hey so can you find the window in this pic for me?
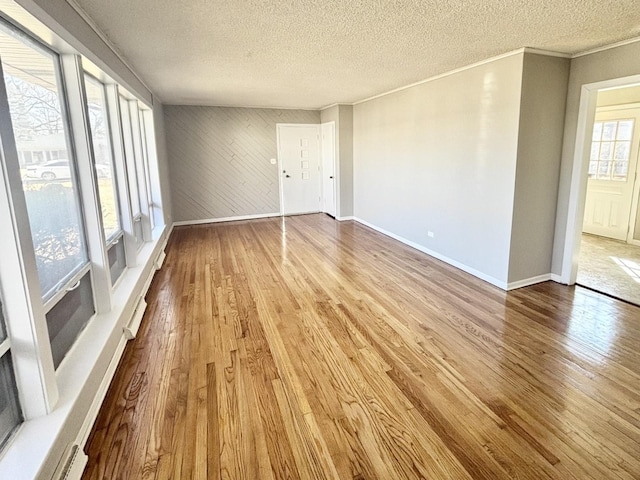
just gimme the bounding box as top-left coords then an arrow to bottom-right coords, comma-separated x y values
84,74 -> 121,241
138,107 -> 154,230
0,299 -> 22,450
119,96 -> 141,218
0,21 -> 96,369
589,119 -> 635,181
0,24 -> 89,300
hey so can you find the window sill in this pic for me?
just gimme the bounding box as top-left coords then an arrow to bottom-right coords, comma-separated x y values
0,223 -> 171,480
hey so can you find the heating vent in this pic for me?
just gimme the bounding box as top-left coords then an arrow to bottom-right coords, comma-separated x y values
52,443 -> 87,480
124,297 -> 147,340
155,250 -> 166,270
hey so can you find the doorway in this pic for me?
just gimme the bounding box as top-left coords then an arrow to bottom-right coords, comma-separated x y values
277,124 -> 321,215
567,82 -> 640,305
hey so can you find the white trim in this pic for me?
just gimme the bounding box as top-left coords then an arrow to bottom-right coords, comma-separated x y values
173,212 -> 281,227
164,101 -> 321,111
506,274 -> 552,291
551,273 -> 564,284
0,338 -> 10,358
76,334 -> 127,447
353,217 -> 508,290
320,103 -> 341,111
523,47 -> 572,59
597,103 -> 640,112
336,216 -> 355,221
354,48 -> 528,105
572,35 -> 640,59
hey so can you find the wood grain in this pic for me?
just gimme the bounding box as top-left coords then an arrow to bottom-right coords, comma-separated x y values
83,214 -> 640,480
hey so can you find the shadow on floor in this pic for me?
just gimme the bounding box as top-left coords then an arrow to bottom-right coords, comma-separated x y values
577,233 -> 640,306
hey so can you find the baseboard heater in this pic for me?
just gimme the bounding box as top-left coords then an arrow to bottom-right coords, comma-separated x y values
124,296 -> 147,340
52,443 -> 87,480
155,250 -> 166,270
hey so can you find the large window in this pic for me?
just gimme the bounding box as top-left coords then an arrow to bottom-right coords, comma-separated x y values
0,299 -> 21,451
0,24 -> 88,300
85,74 -> 120,241
0,22 -> 95,369
119,96 -> 141,218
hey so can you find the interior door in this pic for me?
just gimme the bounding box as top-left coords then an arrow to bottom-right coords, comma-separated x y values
278,125 -> 321,215
583,108 -> 640,241
321,122 -> 336,217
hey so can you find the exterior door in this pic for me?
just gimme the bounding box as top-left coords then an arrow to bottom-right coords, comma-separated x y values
583,108 -> 640,241
321,122 -> 336,217
278,124 -> 321,215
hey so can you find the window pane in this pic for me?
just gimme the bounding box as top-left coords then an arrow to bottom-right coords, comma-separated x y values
598,160 -> 611,178
614,141 -> 630,161
0,26 -> 88,299
613,161 -> 629,179
588,161 -> 597,177
85,75 -> 121,240
590,142 -> 600,161
138,108 -> 154,229
0,353 -> 22,450
602,122 -> 617,141
45,271 -> 95,368
108,239 -> 126,285
592,122 -> 603,141
616,120 -> 634,141
599,142 -> 612,161
119,96 -> 141,217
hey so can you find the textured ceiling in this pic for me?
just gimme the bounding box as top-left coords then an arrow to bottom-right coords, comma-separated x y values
72,0 -> 640,109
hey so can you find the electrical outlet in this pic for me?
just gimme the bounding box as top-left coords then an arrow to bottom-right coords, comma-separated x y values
427,231 -> 434,238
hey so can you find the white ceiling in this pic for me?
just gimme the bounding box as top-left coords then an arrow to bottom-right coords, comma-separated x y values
72,0 -> 640,109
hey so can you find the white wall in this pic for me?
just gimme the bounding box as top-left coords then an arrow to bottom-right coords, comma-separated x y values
353,53 -> 524,285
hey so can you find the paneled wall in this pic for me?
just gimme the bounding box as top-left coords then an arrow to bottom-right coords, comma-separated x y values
165,106 -> 319,222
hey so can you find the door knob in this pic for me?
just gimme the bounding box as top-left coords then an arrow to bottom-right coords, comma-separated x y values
285,174 -> 291,178
329,176 -> 333,179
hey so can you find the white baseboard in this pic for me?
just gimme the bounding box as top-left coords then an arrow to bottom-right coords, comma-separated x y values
506,274 -> 552,291
353,217 -> 508,290
337,216 -> 355,221
77,335 -> 127,447
173,212 -> 280,226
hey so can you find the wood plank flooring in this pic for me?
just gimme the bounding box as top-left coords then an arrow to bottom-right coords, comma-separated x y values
82,214 -> 640,480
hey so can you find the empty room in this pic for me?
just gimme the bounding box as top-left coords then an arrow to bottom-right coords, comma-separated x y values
0,1 -> 639,479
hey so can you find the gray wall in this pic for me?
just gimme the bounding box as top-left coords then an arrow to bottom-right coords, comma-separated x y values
321,105 -> 354,218
552,41 -> 640,275
165,106 -> 320,222
338,105 -> 354,217
353,54 -> 524,285
508,54 -> 570,283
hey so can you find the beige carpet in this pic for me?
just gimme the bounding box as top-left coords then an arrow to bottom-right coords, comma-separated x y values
577,233 -> 640,306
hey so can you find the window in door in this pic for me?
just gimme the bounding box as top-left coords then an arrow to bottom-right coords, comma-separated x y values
589,119 -> 635,181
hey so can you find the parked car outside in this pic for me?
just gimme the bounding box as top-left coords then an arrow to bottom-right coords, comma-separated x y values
25,160 -> 71,181
25,160 -> 111,181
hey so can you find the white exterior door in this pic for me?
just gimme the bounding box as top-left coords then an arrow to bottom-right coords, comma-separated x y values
583,108 -> 640,241
321,122 -> 336,217
278,124 -> 321,215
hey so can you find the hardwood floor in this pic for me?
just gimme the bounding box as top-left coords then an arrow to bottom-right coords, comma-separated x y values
83,214 -> 640,480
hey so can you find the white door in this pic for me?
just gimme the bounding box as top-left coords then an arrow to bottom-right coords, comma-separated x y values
583,108 -> 640,241
278,124 -> 321,215
321,122 -> 336,217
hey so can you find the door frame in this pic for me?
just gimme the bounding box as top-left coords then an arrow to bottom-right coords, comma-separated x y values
559,74 -> 640,284
276,123 -> 322,216
320,121 -> 337,217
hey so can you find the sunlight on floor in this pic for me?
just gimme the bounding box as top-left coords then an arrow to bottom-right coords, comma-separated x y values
612,256 -> 640,284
